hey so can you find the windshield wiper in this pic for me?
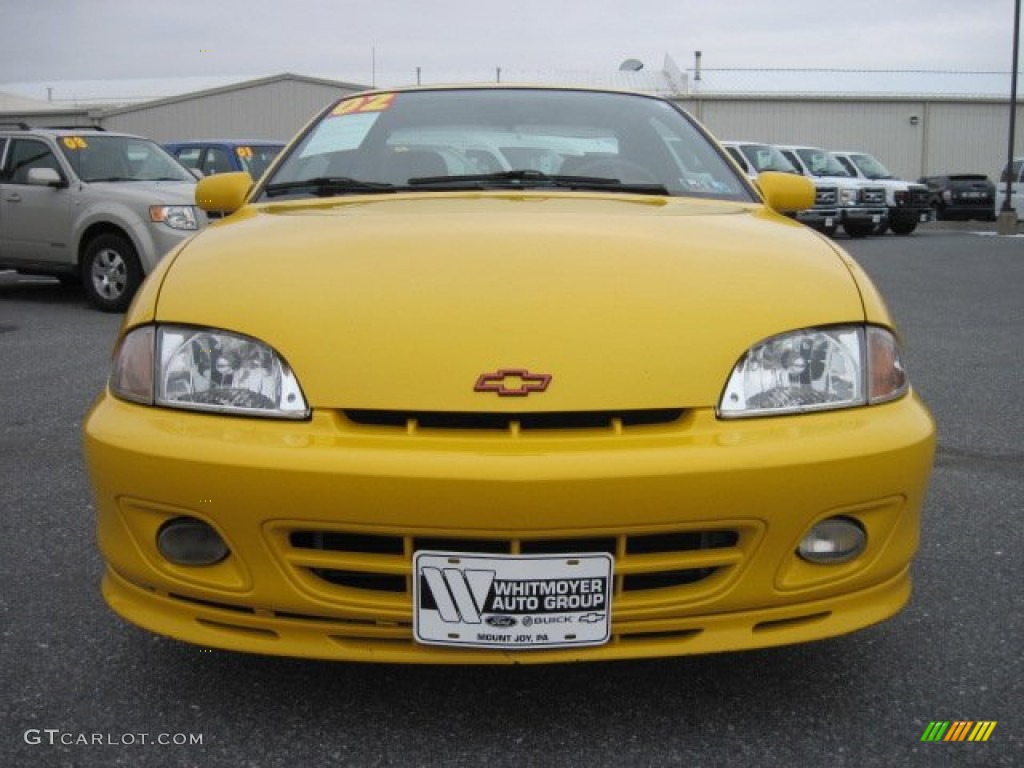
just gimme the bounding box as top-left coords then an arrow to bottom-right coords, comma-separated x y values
408,169 -> 668,195
263,176 -> 397,198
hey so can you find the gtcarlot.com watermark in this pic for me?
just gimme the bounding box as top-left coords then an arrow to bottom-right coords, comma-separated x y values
24,729 -> 203,747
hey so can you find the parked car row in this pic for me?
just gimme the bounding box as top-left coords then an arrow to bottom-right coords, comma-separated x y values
722,141 -> 932,237
2,115 -> 1015,313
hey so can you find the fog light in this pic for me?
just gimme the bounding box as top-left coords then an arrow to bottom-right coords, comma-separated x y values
797,517 -> 866,564
157,517 -> 229,565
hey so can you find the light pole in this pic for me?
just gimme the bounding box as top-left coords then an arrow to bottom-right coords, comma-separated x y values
998,0 -> 1021,234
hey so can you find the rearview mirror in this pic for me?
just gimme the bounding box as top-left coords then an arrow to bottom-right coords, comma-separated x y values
196,171 -> 252,213
756,171 -> 815,213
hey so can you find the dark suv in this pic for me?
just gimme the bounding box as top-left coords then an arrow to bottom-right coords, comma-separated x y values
0,126 -> 203,310
918,174 -> 996,221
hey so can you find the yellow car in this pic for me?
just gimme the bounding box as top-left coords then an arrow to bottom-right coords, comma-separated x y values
83,86 -> 935,664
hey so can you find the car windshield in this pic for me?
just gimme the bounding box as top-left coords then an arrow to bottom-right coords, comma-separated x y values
796,148 -> 852,178
849,153 -> 893,180
58,135 -> 194,183
260,88 -> 753,202
739,144 -> 797,174
239,145 -> 283,179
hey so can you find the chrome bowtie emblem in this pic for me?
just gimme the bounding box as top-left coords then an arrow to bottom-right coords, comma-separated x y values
474,369 -> 552,397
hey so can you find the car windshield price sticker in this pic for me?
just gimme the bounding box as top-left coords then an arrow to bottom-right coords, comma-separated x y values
413,551 -> 613,649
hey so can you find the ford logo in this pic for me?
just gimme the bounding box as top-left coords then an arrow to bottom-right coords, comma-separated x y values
485,615 -> 518,628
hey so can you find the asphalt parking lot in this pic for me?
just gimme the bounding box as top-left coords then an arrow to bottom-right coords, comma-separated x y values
1,228 -> 1021,768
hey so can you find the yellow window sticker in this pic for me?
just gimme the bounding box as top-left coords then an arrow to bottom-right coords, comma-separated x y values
330,93 -> 396,117
235,146 -> 253,158
62,137 -> 89,149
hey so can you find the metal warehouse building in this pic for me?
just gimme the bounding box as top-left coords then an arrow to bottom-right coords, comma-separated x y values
1,64 -> 1021,181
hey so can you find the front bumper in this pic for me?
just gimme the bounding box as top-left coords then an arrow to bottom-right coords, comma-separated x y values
795,208 -> 839,230
840,207 -> 888,225
890,206 -> 934,222
84,394 -> 935,663
937,203 -> 996,221
130,220 -> 205,273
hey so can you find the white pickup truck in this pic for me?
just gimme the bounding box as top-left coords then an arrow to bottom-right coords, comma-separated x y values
831,150 -> 932,235
722,140 -> 839,236
776,145 -> 888,238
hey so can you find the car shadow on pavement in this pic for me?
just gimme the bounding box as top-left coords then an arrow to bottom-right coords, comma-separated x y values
0,273 -> 90,308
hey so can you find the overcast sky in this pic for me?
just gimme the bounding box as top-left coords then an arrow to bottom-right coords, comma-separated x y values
1,0 -> 1020,87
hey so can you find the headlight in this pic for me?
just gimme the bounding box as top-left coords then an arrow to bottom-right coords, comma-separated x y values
109,325 -> 309,419
839,188 -> 857,206
718,325 -> 908,418
149,205 -> 199,230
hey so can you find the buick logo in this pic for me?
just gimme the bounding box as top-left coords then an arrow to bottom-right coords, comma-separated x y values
474,369 -> 552,397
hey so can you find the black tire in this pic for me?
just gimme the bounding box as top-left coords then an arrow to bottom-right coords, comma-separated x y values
843,221 -> 875,238
890,217 -> 918,235
82,233 -> 143,312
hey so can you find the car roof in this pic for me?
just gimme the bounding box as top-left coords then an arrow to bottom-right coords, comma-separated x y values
774,144 -> 826,151
0,126 -> 145,140
164,140 -> 285,146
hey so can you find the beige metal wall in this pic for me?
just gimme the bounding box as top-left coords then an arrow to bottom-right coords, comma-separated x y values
678,96 -> 1024,181
99,80 -> 362,142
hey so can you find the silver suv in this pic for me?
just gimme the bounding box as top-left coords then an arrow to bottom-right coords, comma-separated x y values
0,126 -> 204,311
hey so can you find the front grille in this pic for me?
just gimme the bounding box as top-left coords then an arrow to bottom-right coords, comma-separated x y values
909,187 -> 930,207
273,525 -> 757,612
342,409 -> 684,432
955,189 -> 992,203
860,187 -> 886,205
814,186 -> 837,206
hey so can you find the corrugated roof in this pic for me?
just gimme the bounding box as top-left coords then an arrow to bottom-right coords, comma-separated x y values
690,69 -> 1018,99
2,66 -> 1018,110
370,68 -> 685,96
0,90 -> 62,111
0,72 -> 367,109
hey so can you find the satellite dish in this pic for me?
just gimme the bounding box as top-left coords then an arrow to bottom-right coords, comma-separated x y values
619,59 -> 644,72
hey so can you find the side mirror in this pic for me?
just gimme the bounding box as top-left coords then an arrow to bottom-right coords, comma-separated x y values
196,171 -> 252,214
27,167 -> 67,188
755,171 -> 815,213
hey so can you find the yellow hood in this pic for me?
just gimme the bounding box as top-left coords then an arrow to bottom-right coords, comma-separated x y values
153,193 -> 866,411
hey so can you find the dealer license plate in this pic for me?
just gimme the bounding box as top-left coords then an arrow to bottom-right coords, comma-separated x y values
413,551 -> 613,649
